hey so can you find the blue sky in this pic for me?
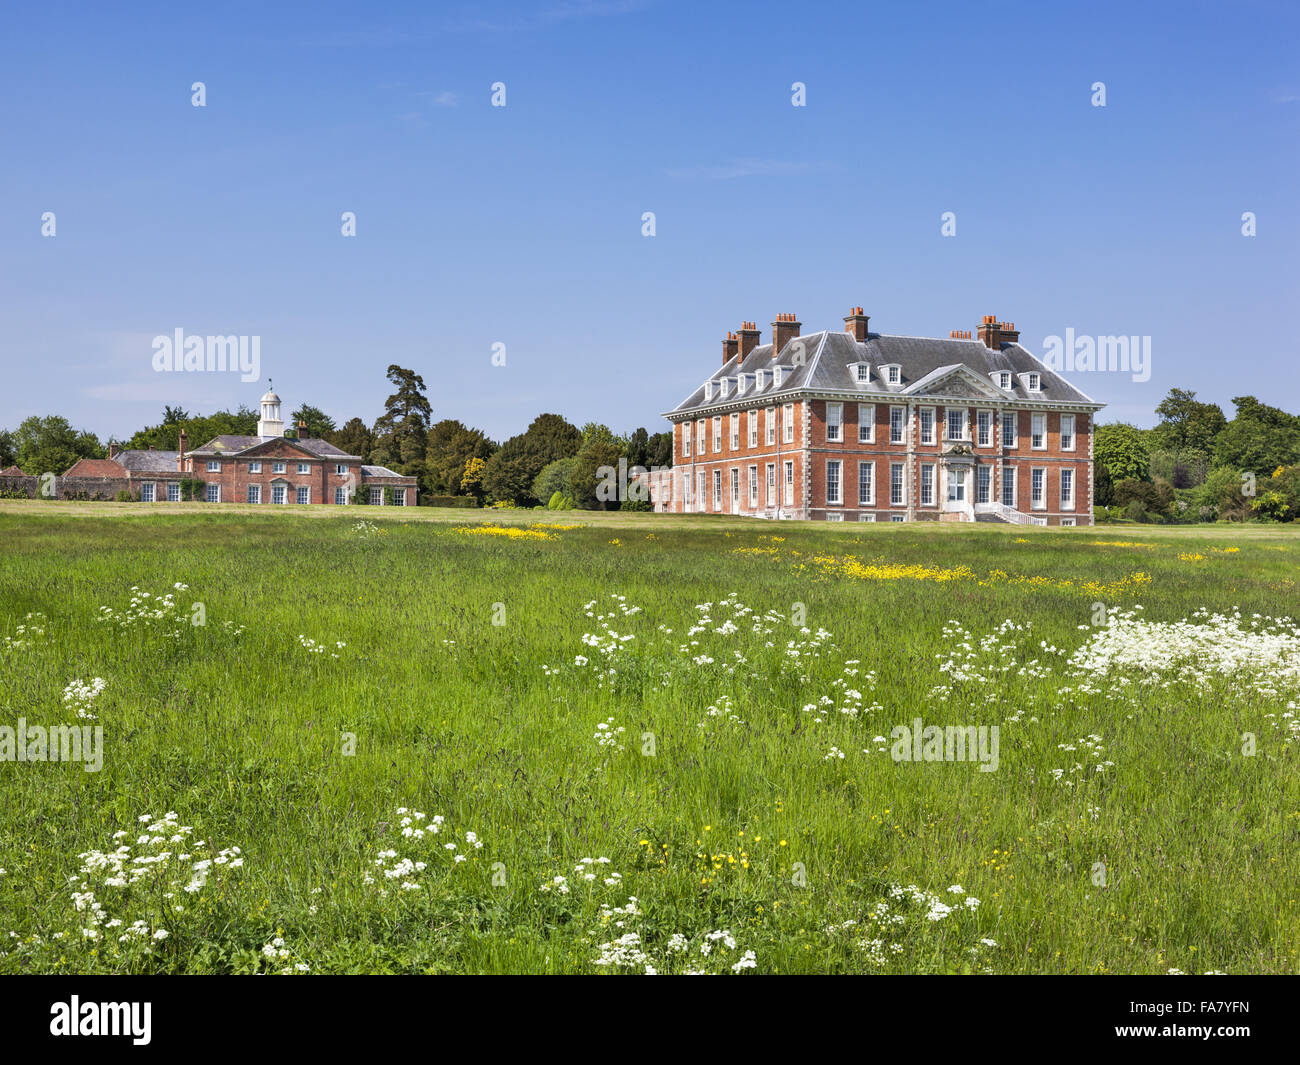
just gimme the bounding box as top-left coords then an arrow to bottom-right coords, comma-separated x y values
1,0 -> 1296,443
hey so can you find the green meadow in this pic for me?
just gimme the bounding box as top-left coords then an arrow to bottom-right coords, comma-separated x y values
0,502 -> 1297,974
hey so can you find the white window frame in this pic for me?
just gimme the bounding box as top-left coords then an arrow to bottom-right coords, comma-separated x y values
248,461 -> 261,473
697,471 -> 707,513
858,403 -> 875,443
1060,414 -> 1075,452
205,483 -> 221,503
273,461 -> 286,474
712,416 -> 722,454
683,425 -> 691,458
1031,413 -> 1046,450
748,464 -> 759,505
730,467 -> 740,506
729,414 -> 740,451
826,402 -> 843,443
1060,467 -> 1075,511
858,461 -> 874,506
697,420 -> 706,454
885,364 -> 901,385
919,407 -> 935,446
946,408 -> 966,441
858,513 -> 876,522
890,513 -> 905,522
167,482 -> 180,502
890,406 -> 905,445
1060,517 -> 1076,527
1025,372 -> 1041,392
854,363 -> 870,384
272,484 -> 288,505
748,410 -> 758,448
976,465 -> 991,504
297,463 -> 310,474
1031,467 -> 1046,510
765,463 -> 775,506
248,484 -> 262,504
334,486 -> 349,505
890,462 -> 905,506
782,404 -> 795,444
1002,412 -> 1018,449
920,463 -> 935,506
946,467 -> 966,504
140,483 -> 156,502
1001,467 -> 1016,508
296,486 -> 311,504
826,460 -> 842,505
826,511 -> 844,521
783,461 -> 794,506
977,410 -> 992,447
335,463 -> 348,475
713,469 -> 722,509
369,486 -> 384,505
765,407 -> 776,445
206,460 -> 221,473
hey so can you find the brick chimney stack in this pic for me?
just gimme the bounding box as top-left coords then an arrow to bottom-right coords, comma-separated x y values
736,321 -> 760,361
722,331 -> 739,365
844,306 -> 870,342
949,329 -> 972,339
297,420 -> 308,439
771,313 -> 801,357
108,442 -> 119,460
978,315 -> 1001,349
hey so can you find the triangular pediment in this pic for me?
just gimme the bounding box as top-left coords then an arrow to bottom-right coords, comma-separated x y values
903,363 -> 1007,401
230,438 -> 320,459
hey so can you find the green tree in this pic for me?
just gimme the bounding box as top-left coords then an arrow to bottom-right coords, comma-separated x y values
482,413 -> 582,505
1212,396 -> 1300,477
0,429 -> 16,468
1153,389 -> 1227,454
291,404 -> 337,440
128,407 -> 257,451
330,417 -> 373,461
532,457 -> 578,504
371,365 -> 433,475
1094,423 -> 1150,483
426,419 -> 497,494
14,415 -> 103,475
1196,466 -> 1250,521
568,438 -> 623,510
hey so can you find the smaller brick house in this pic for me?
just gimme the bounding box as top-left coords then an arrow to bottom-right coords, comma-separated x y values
171,389 -> 417,506
7,388 -> 417,505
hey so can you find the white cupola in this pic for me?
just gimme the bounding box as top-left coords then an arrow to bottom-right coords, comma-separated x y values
258,382 -> 285,439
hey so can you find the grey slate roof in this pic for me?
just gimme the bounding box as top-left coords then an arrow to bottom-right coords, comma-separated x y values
187,435 -> 360,460
116,450 -> 182,473
360,465 -> 405,479
666,330 -> 1101,417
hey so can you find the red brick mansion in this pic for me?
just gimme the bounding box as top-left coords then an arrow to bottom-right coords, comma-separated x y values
58,388 -> 417,506
655,309 -> 1103,525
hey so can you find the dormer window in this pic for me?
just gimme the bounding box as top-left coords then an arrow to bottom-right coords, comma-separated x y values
883,364 -> 901,385
737,373 -> 751,394
773,366 -> 785,387
754,369 -> 767,390
992,371 -> 1012,390
704,381 -> 715,401
1024,372 -> 1041,392
719,378 -> 732,398
850,363 -> 871,385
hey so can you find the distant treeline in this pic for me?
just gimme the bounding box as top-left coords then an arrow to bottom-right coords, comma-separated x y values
0,365 -> 672,511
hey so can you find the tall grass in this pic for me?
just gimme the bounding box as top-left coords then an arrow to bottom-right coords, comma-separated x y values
0,505 -> 1296,974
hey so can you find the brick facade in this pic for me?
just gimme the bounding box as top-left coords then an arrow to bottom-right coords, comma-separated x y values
655,310 -> 1102,526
